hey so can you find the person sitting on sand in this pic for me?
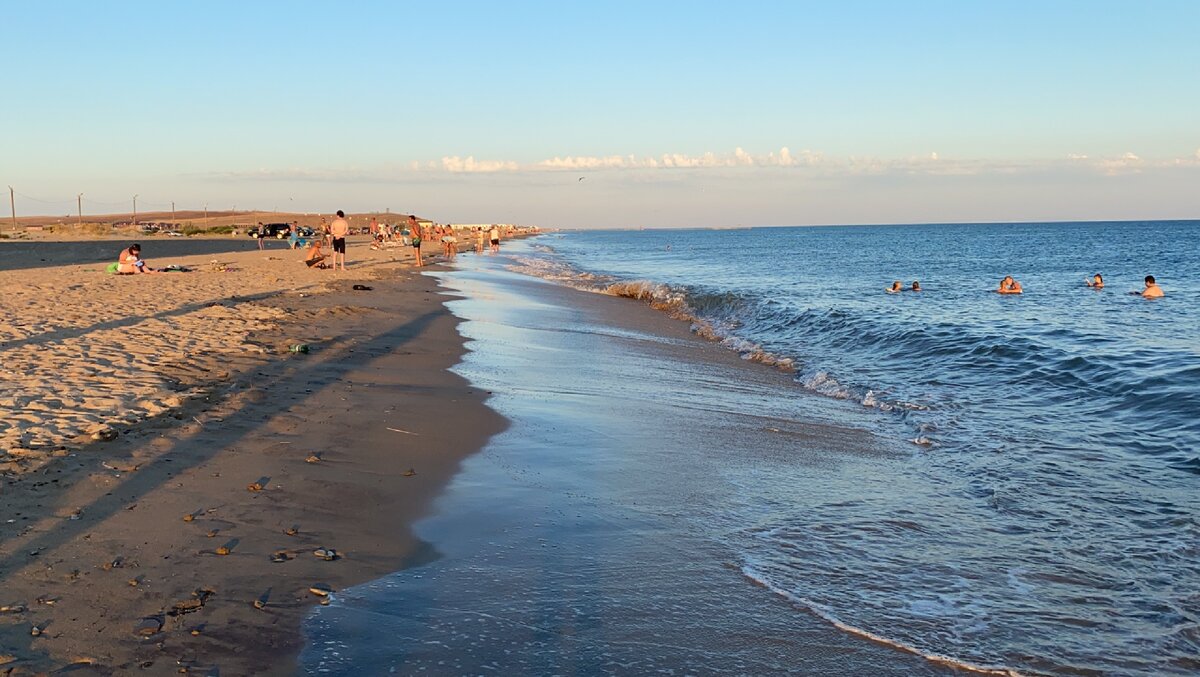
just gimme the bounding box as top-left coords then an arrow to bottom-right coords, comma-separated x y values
116,243 -> 159,274
911,281 -> 921,292
998,276 -> 1023,294
1138,275 -> 1164,298
303,240 -> 329,269
1085,273 -> 1104,288
887,281 -> 903,293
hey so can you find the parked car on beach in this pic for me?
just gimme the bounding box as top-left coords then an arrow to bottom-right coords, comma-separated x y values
247,223 -> 293,239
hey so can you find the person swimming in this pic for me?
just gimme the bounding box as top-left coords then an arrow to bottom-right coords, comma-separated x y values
887,281 -> 903,293
1085,273 -> 1104,288
1138,275 -> 1164,298
911,281 -> 921,292
998,276 -> 1023,294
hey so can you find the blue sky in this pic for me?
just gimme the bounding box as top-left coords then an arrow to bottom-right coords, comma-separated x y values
2,1 -> 1198,227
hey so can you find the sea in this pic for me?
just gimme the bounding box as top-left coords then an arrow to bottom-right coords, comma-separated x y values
304,221 -> 1199,676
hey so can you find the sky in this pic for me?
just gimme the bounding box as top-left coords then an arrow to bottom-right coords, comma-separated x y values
2,1 -> 1198,228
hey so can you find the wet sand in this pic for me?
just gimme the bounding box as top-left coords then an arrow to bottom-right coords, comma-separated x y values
0,237 -> 505,674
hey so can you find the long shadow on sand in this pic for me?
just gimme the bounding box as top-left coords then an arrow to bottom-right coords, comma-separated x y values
0,307 -> 444,569
0,307 -> 446,668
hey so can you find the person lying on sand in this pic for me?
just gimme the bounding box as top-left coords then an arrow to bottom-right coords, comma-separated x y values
116,243 -> 160,274
304,240 -> 329,269
1137,275 -> 1164,298
997,276 -> 1023,294
1085,273 -> 1104,289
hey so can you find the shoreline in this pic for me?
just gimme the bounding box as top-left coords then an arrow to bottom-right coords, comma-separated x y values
0,237 -> 507,673
301,241 -> 956,675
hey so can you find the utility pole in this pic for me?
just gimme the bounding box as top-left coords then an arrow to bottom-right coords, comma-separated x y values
132,194 -> 138,225
7,186 -> 15,232
171,201 -> 176,225
204,203 -> 208,225
77,193 -> 83,228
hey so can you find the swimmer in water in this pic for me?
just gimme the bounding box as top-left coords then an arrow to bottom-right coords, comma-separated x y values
911,281 -> 921,292
1138,275 -> 1164,298
887,281 -> 903,293
998,276 -> 1023,294
1085,273 -> 1104,288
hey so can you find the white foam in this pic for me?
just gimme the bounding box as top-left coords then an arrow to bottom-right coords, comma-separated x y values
741,565 -> 1025,677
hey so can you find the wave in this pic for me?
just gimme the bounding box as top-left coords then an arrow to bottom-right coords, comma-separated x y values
506,250 -> 1200,467
508,256 -> 800,372
741,565 -> 1025,677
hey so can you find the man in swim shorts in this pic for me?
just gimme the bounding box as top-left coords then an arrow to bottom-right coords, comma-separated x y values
489,224 -> 500,253
304,239 -> 328,268
408,215 -> 423,267
329,210 -> 349,271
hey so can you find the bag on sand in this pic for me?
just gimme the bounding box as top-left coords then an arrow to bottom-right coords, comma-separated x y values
105,262 -> 119,274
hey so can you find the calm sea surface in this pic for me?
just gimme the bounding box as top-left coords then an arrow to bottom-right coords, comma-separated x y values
506,221 -> 1200,674
305,221 -> 1199,676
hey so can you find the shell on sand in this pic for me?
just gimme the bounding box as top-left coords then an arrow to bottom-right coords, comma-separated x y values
135,616 -> 163,636
308,584 -> 334,597
313,547 -> 339,561
246,482 -> 264,492
90,427 -> 119,442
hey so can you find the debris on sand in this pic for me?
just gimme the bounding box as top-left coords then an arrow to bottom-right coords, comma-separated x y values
135,616 -> 164,637
313,547 -> 339,561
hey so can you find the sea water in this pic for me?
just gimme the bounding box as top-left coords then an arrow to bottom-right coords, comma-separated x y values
305,221 -> 1199,676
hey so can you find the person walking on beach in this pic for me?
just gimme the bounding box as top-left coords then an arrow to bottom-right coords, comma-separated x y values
998,276 -> 1023,294
329,210 -> 350,271
475,227 -> 485,254
408,215 -> 423,267
1138,275 -> 1164,298
489,224 -> 501,253
255,222 -> 266,250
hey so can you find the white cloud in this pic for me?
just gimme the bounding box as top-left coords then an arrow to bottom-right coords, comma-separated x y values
535,147 -> 817,171
440,156 -> 519,173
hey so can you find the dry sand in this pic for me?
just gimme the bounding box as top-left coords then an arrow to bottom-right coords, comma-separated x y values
0,236 -> 505,674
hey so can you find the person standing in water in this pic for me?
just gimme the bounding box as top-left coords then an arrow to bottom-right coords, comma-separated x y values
1085,274 -> 1104,288
329,210 -> 350,271
886,281 -> 903,293
1138,275 -> 1164,298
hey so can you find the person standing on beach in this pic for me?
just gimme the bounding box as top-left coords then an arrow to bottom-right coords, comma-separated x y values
255,222 -> 266,250
330,210 -> 350,271
408,214 -> 423,267
489,224 -> 501,253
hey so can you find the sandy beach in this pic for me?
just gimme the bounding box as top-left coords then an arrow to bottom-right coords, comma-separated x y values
0,234 -> 505,674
